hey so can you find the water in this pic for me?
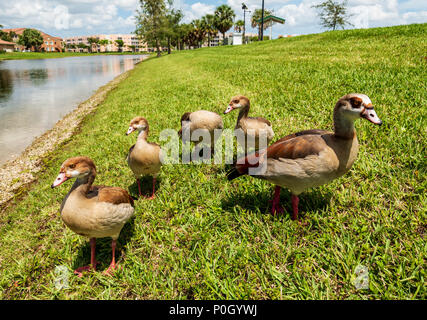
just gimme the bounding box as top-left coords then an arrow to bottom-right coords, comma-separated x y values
0,55 -> 146,165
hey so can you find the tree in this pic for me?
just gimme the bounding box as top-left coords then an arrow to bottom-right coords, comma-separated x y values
251,8 -> 273,40
17,29 -> 43,52
312,0 -> 353,31
115,39 -> 124,52
77,42 -> 89,52
164,9 -> 183,54
99,39 -> 110,52
234,20 -> 244,33
87,37 -> 99,53
201,14 -> 218,47
179,23 -> 195,50
0,30 -> 12,42
135,0 -> 170,57
191,19 -> 207,48
214,4 -> 235,45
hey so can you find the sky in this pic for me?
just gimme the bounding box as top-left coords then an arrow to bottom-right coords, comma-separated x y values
0,0 -> 426,38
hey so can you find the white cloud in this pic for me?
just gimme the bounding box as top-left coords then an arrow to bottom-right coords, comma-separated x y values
192,2 -> 215,16
0,0 -> 138,36
277,1 -> 317,27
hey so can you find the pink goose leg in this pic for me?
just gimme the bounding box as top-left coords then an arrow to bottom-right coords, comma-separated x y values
74,238 -> 98,277
104,240 -> 117,275
270,186 -> 284,215
291,194 -> 299,220
146,177 -> 156,200
137,179 -> 142,198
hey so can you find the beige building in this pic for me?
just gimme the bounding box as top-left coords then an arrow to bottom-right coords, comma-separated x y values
0,39 -> 16,52
63,34 -> 148,53
203,32 -> 258,47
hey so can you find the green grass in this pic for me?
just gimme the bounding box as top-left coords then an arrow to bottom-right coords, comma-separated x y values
0,51 -> 148,61
0,23 -> 426,299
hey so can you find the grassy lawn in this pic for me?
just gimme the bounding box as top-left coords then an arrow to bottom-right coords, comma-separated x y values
0,51 -> 148,61
0,23 -> 426,299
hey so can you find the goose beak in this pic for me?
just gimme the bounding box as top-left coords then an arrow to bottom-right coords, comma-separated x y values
224,105 -> 233,114
51,172 -> 68,188
126,126 -> 135,135
361,106 -> 382,125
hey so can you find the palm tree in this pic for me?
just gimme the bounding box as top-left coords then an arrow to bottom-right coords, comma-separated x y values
98,39 -> 110,52
214,4 -> 235,45
180,23 -> 195,49
190,19 -> 206,48
251,8 -> 273,40
201,14 -> 218,47
87,37 -> 99,53
77,42 -> 89,53
234,20 -> 244,33
115,39 -> 124,52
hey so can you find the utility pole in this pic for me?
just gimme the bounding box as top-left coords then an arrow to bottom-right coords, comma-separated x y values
260,0 -> 265,41
242,3 -> 250,44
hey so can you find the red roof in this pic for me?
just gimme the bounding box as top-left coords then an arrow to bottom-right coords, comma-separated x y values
0,39 -> 15,45
1,28 -> 26,35
1,28 -> 62,41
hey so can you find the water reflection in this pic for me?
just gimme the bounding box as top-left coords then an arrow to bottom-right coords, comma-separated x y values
0,68 -> 12,100
0,55 -> 146,165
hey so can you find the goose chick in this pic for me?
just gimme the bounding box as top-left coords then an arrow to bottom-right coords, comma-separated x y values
51,156 -> 135,276
178,110 -> 224,158
227,93 -> 382,220
126,117 -> 162,199
224,95 -> 274,152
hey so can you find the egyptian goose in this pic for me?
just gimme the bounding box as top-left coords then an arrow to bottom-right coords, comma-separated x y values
178,110 -> 224,158
51,156 -> 135,276
223,95 -> 274,151
126,117 -> 162,199
227,93 -> 382,220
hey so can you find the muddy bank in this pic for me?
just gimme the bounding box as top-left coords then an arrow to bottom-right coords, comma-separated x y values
0,56 -> 148,208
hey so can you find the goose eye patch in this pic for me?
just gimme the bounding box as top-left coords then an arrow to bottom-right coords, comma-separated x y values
350,97 -> 363,108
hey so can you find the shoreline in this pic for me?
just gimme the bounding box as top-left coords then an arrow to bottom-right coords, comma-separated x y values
0,51 -> 150,61
0,55 -> 149,209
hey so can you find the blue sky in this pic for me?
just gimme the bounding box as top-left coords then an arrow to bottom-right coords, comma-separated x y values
0,0 -> 426,38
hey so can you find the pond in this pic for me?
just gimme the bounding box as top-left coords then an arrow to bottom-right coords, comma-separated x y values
0,54 -> 146,165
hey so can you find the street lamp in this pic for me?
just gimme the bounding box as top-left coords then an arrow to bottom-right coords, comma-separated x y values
260,0 -> 265,41
242,3 -> 251,44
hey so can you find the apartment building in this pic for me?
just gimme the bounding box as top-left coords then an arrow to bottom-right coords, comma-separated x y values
203,32 -> 258,47
0,39 -> 15,52
63,34 -> 148,53
1,28 -> 63,52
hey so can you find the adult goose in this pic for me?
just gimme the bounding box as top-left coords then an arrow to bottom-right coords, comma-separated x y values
126,117 -> 162,199
227,93 -> 382,220
178,110 -> 224,158
223,95 -> 274,151
51,156 -> 135,276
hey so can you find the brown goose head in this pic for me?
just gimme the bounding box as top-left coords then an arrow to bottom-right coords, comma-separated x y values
126,116 -> 149,135
335,93 -> 382,125
51,156 -> 96,188
224,95 -> 250,114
